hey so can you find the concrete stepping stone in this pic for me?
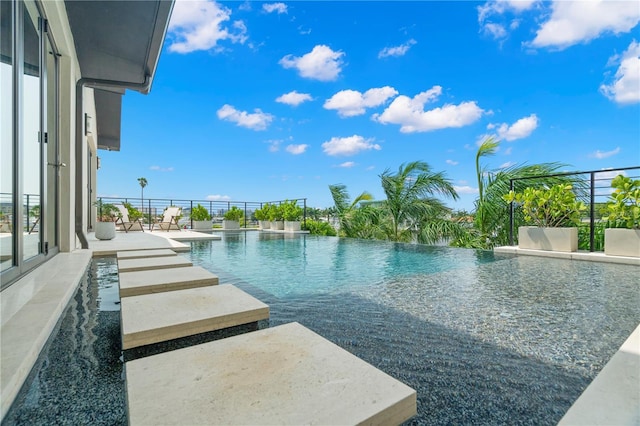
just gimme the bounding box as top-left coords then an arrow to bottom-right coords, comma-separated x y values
116,249 -> 177,260
125,322 -> 417,425
117,255 -> 192,273
119,266 -> 218,298
120,284 -> 269,350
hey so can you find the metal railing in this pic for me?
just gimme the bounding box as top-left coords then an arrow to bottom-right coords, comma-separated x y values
508,166 -> 640,252
97,196 -> 307,230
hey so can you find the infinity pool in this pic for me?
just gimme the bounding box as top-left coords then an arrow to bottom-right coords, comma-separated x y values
5,233 -> 639,425
189,232 -> 639,425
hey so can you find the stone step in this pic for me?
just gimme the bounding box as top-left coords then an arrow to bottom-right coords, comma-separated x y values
120,285 -> 269,350
119,266 -> 218,298
125,322 -> 417,425
116,249 -> 177,260
117,255 -> 192,273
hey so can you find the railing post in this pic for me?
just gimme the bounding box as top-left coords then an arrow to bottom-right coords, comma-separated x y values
244,202 -> 247,228
25,194 -> 30,230
590,172 -> 595,252
304,198 -> 307,229
190,200 -> 193,230
509,179 -> 514,246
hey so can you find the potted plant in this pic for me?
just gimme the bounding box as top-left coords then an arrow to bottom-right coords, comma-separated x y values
268,203 -> 284,230
190,204 -> 212,231
503,184 -> 586,252
94,200 -> 120,240
282,200 -> 303,232
603,174 -> 640,257
254,204 -> 270,230
223,206 -> 244,230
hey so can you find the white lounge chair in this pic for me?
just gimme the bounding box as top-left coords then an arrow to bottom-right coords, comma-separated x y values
114,204 -> 145,232
151,206 -> 182,232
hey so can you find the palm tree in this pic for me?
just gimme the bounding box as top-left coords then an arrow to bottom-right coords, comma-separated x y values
468,137 -> 576,248
138,177 -> 147,222
328,184 -> 373,237
379,161 -> 458,242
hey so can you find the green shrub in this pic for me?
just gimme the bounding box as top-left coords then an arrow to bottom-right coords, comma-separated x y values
254,205 -> 268,221
266,203 -> 284,221
604,174 -> 640,229
503,184 -> 586,227
223,206 -> 244,221
93,200 -> 119,222
281,200 -> 303,221
123,202 -> 143,221
190,204 -> 211,221
302,219 -> 337,236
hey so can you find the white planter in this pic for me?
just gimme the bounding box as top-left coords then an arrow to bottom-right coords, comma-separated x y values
284,220 -> 301,232
258,220 -> 270,229
271,221 -> 284,230
223,220 -> 240,230
95,222 -> 116,240
192,220 -> 211,231
518,226 -> 578,252
605,228 -> 640,257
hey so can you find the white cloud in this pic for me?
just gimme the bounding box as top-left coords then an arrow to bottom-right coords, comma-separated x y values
378,39 -> 417,58
217,104 -> 273,130
263,3 -> 287,14
600,41 -> 640,105
595,169 -> 627,180
493,114 -> 539,141
373,86 -> 484,133
279,45 -> 345,81
446,159 -> 459,166
477,0 -> 538,40
276,91 -> 313,106
482,23 -> 507,39
338,161 -> 356,168
267,139 -> 281,152
499,161 -> 517,169
322,135 -> 381,156
454,185 -> 478,195
149,165 -> 174,172
285,144 -> 308,155
590,147 -> 621,159
366,165 -> 375,171
504,146 -> 513,155
530,1 -> 640,50
168,0 -> 247,53
206,194 -> 231,201
324,86 -> 398,117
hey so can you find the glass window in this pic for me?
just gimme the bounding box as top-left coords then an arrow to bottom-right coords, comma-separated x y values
22,3 -> 41,261
0,0 -> 14,272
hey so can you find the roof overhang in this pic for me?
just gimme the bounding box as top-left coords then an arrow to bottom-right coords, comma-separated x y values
65,0 -> 174,151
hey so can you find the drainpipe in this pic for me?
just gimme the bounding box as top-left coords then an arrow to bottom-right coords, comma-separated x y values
75,76 -> 149,248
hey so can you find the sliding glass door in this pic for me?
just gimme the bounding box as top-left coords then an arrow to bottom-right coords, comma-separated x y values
1,0 -> 59,288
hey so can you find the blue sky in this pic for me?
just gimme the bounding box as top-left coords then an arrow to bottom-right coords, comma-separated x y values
97,0 -> 640,211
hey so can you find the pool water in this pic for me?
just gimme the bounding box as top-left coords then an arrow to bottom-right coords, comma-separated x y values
4,233 -> 639,425
188,232 -> 640,425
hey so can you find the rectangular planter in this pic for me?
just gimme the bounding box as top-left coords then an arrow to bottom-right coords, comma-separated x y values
271,221 -> 284,230
518,226 -> 578,252
223,220 -> 240,230
192,220 -> 211,231
284,221 -> 301,232
604,228 -> 640,258
259,220 -> 270,230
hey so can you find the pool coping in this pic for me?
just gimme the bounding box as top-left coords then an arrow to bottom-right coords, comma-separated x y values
494,246 -> 640,266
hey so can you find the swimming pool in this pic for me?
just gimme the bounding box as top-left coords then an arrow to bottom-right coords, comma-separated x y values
189,232 -> 639,425
5,233 -> 639,425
